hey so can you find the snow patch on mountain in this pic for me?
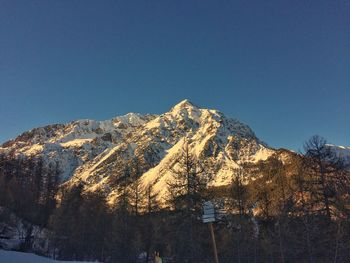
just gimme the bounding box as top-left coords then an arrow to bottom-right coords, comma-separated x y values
60,138 -> 94,148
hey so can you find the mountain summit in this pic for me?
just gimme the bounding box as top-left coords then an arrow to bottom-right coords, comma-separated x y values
0,100 -> 274,203
170,99 -> 198,111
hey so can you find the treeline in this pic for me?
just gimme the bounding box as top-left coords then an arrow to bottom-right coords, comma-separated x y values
225,135 -> 350,263
0,155 -> 58,226
1,135 -> 350,262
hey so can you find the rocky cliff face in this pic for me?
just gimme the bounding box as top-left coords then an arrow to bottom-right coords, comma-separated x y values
0,113 -> 155,182
0,100 -> 274,203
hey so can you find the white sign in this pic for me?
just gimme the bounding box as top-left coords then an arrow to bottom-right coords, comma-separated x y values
202,201 -> 215,223
202,216 -> 215,223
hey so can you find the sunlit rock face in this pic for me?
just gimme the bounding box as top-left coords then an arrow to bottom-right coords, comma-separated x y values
0,100 -> 275,203
0,113 -> 155,182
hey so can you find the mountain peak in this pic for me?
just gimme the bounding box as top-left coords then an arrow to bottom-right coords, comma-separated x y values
170,99 -> 198,112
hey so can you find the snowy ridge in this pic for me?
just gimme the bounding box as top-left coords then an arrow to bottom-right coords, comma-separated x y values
1,100 -> 276,204
0,113 -> 155,182
67,100 -> 275,203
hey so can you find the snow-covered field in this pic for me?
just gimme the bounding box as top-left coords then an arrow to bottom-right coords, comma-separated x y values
0,250 -> 100,263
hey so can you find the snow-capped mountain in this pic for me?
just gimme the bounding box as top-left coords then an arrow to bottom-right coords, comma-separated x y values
327,144 -> 350,169
0,100 -> 274,203
0,113 -> 155,182
65,100 -> 274,202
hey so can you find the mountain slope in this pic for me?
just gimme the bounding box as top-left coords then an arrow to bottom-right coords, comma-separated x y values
0,113 -> 155,182
66,100 -> 274,202
1,100 -> 275,204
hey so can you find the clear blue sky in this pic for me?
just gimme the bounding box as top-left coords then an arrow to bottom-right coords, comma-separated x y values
0,0 -> 349,150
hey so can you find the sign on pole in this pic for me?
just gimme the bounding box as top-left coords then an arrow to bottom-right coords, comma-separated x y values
202,201 -> 219,263
202,201 -> 215,223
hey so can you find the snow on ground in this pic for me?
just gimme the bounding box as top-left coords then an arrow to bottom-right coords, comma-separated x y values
0,250 -> 100,263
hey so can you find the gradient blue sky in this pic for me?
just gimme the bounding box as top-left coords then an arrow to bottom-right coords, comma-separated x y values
0,0 -> 349,150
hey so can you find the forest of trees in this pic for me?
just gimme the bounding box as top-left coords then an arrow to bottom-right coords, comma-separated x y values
0,135 -> 349,262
